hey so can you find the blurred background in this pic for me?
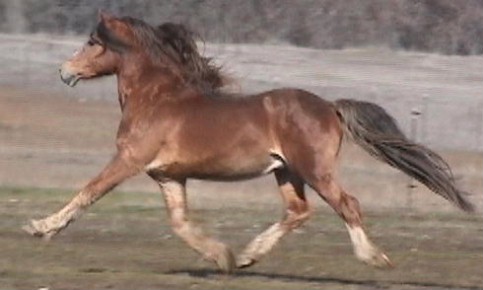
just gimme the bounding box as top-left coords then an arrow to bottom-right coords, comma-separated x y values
0,0 -> 482,212
4,0 -> 483,54
0,1 -> 482,288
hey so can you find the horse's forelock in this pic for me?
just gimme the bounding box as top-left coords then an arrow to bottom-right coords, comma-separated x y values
95,20 -> 130,52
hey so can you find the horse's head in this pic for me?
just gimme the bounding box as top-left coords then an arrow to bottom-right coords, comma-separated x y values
60,12 -> 225,92
59,12 -> 133,87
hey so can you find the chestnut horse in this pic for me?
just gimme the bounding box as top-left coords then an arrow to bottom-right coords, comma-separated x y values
24,13 -> 474,273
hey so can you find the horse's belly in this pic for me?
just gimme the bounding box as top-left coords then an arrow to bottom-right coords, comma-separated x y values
196,155 -> 279,180
146,152 -> 283,181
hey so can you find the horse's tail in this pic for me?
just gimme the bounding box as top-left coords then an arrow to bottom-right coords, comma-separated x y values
334,99 -> 474,212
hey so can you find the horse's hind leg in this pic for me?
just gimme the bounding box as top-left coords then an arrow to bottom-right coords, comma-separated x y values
155,178 -> 235,273
236,168 -> 311,268
310,173 -> 392,268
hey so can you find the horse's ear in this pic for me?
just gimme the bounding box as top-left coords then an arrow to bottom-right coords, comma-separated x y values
96,10 -> 133,50
97,9 -> 113,22
98,10 -> 116,24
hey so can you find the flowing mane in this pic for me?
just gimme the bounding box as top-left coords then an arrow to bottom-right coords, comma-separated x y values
95,16 -> 225,91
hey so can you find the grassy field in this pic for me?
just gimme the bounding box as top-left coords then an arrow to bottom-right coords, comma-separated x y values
0,187 -> 481,290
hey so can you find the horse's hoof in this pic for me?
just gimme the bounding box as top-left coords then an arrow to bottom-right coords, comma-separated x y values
374,252 -> 394,269
22,220 -> 55,241
22,220 -> 44,237
215,246 -> 236,274
363,250 -> 394,269
236,255 -> 256,269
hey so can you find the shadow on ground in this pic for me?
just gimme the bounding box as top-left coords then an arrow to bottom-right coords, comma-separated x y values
169,268 -> 482,290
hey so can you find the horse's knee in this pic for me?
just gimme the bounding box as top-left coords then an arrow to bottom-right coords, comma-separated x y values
344,193 -> 361,212
284,204 -> 311,229
169,214 -> 191,237
292,210 -> 311,228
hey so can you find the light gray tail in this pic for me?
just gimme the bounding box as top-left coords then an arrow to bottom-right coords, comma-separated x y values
335,99 -> 474,212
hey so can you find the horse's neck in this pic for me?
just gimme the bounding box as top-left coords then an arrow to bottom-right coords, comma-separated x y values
116,68 -> 200,111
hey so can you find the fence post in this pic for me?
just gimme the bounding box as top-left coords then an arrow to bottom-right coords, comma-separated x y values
407,107 -> 421,213
479,101 -> 483,152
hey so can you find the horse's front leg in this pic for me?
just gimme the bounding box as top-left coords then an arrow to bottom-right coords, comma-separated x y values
23,151 -> 139,240
154,178 -> 236,273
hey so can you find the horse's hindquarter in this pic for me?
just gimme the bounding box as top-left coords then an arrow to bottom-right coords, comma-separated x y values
267,89 -> 343,178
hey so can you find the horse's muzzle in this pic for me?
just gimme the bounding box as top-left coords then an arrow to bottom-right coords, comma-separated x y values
59,68 -> 80,87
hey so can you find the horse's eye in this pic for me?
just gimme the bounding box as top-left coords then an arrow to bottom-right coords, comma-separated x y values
87,36 -> 102,46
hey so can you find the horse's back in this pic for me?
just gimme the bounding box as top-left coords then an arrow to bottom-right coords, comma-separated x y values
255,87 -> 341,137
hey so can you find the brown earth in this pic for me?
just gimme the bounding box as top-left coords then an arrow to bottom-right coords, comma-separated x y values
0,188 -> 482,290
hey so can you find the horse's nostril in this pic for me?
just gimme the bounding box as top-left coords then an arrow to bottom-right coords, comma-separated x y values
59,68 -> 80,87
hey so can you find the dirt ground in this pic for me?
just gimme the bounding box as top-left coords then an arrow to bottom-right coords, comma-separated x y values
0,86 -> 482,289
0,187 -> 482,290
